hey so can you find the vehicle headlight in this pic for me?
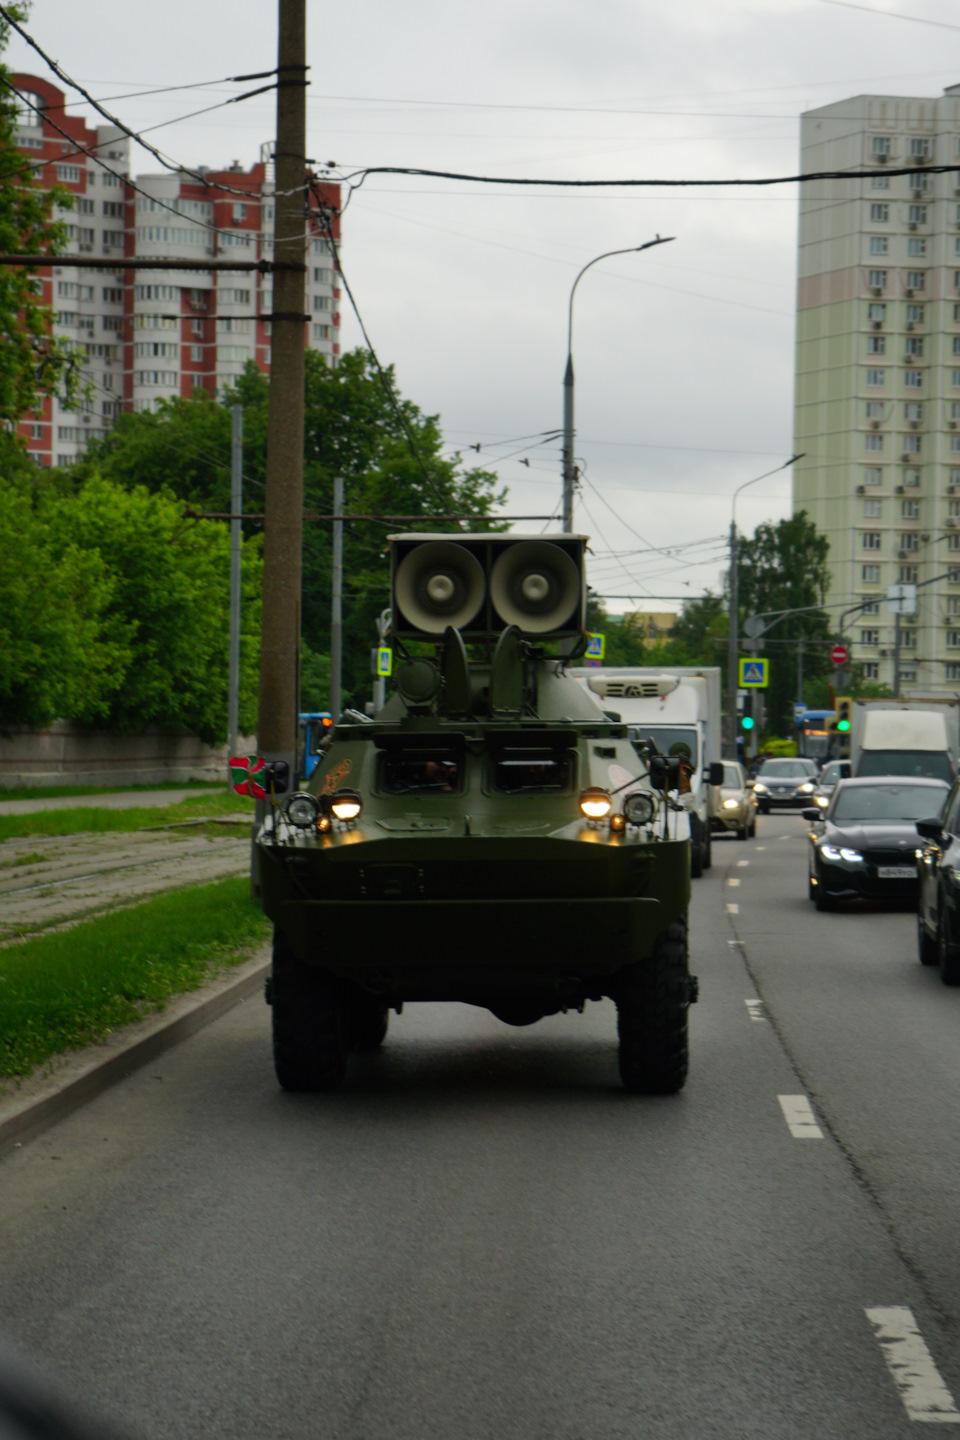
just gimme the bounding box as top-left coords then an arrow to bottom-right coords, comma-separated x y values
284,791 -> 321,828
819,843 -> 863,862
579,787 -> 613,820
723,797 -> 740,810
623,791 -> 655,826
815,795 -> 829,807
753,782 -> 767,792
799,782 -> 815,794
330,787 -> 363,822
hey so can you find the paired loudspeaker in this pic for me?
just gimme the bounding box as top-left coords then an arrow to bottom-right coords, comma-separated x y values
391,534 -> 586,641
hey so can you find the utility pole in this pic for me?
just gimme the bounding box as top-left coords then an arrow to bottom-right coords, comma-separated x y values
227,403 -> 243,761
256,0 -> 308,793
330,475 -> 344,721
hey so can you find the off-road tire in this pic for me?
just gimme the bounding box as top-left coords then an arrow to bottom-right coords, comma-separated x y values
918,909 -> 938,966
758,803 -> 770,815
702,828 -> 712,871
689,817 -> 703,879
271,928 -> 349,1091
347,996 -> 389,1051
616,916 -> 694,1095
938,910 -> 960,986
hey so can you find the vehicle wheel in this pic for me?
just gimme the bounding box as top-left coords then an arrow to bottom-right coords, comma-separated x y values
616,915 -> 695,1095
270,927 -> 349,1091
808,871 -> 816,902
347,995 -> 389,1051
737,823 -> 748,841
702,828 -> 712,871
689,821 -> 703,879
814,881 -> 833,912
917,909 -> 938,967
758,803 -> 770,815
748,818 -> 757,837
938,910 -> 960,986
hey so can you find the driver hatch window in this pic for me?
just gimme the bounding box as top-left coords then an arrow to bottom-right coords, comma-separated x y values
379,748 -> 462,795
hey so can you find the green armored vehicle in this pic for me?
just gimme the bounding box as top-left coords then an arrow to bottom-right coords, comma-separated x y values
255,534 -> 697,1094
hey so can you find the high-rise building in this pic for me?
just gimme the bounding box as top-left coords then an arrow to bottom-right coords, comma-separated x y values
794,86 -> 960,694
10,72 -> 341,468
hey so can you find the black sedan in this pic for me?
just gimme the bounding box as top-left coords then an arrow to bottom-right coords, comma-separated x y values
803,776 -> 949,911
916,777 -> 960,984
752,757 -> 818,812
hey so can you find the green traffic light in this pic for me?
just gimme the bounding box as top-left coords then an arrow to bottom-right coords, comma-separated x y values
837,719 -> 850,732
741,717 -> 755,731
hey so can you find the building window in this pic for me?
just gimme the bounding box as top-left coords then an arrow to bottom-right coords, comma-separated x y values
102,287 -> 123,303
191,319 -> 203,336
907,271 -> 926,290
907,304 -> 925,325
900,667 -> 918,683
904,402 -> 923,420
954,304 -> 960,324
866,402 -> 885,420
898,533 -> 919,551
77,198 -> 95,215
313,324 -> 330,339
946,663 -> 960,680
133,341 -> 178,358
902,468 -> 921,487
900,565 -> 919,583
950,534 -> 960,552
312,295 -> 331,311
232,203 -> 248,222
948,632 -> 960,649
908,205 -> 927,225
871,136 -> 891,156
862,564 -> 881,582
102,201 -> 124,218
865,433 -> 883,451
863,662 -> 880,679
867,369 -> 886,387
903,434 -> 922,453
867,335 -> 885,354
905,336 -> 924,357
952,371 -> 960,388
864,499 -> 882,518
191,346 -> 202,361
904,371 -> 923,389
860,597 -> 881,614
102,316 -> 123,332
56,164 -> 81,182
869,237 -> 889,255
860,629 -> 880,646
135,285 -> 178,301
219,288 -> 251,305
870,176 -> 890,190
216,318 -> 251,333
862,532 -> 882,550
948,596 -> 960,614
908,238 -> 927,257
869,270 -> 888,289
868,303 -> 886,321
910,137 -> 931,159
870,203 -> 889,222
901,499 -> 920,519
313,267 -> 332,283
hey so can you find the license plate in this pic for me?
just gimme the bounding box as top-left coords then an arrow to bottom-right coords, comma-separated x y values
877,865 -> 916,879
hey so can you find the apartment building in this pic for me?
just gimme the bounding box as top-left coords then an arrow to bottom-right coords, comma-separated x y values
794,85 -> 960,694
11,72 -> 341,468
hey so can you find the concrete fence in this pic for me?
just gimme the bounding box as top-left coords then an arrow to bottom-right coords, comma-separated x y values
0,721 -> 258,791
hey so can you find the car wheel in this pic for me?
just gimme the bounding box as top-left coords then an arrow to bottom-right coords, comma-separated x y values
758,803 -> 770,815
689,816 -> 703,879
917,909 -> 938,967
748,817 -> 757,837
615,915 -> 694,1095
814,879 -> 834,911
270,928 -> 349,1091
737,824 -> 748,841
938,910 -> 960,986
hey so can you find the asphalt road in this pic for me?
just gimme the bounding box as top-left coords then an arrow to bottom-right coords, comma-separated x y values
1,813 -> 959,1439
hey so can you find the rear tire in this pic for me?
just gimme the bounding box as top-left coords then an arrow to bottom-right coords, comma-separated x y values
616,916 -> 694,1095
271,928 -> 349,1091
918,909 -> 938,967
737,823 -> 748,841
347,995 -> 389,1051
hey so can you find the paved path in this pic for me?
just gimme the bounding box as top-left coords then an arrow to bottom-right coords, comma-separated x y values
0,788 -> 224,816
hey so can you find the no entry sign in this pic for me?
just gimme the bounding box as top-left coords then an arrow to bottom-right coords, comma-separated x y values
830,644 -> 849,666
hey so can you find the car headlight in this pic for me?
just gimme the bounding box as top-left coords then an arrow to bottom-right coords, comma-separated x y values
623,791 -> 655,826
330,787 -> 363,822
819,843 -> 863,862
799,782 -> 815,794
753,782 -> 767,792
579,787 -> 613,820
723,797 -> 740,810
815,795 -> 829,807
284,791 -> 321,828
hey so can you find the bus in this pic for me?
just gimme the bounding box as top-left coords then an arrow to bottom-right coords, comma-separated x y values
797,709 -> 836,762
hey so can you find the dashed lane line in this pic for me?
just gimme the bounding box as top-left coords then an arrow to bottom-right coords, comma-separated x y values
726,903 -> 740,915
737,859 -> 750,867
778,1094 -> 824,1139
745,998 -> 765,1022
727,877 -> 741,887
865,1307 -> 960,1423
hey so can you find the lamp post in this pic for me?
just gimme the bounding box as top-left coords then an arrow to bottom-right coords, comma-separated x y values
562,235 -> 675,532
725,454 -> 804,757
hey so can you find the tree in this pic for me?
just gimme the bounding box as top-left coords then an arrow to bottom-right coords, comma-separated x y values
735,511 -> 832,734
0,5 -> 83,421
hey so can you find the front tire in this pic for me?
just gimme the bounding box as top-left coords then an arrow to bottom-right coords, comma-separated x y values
918,909 -> 938,967
347,995 -> 389,1051
702,828 -> 712,871
938,909 -> 960,986
814,879 -> 834,911
271,928 -> 349,1091
616,916 -> 695,1095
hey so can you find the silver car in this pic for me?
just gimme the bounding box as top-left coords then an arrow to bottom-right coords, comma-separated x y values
752,757 -> 819,812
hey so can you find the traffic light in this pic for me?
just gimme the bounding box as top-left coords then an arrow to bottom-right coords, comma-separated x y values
836,697 -> 852,733
741,715 -> 755,731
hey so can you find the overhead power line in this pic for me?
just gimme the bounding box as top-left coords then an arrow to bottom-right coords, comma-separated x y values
814,0 -> 960,31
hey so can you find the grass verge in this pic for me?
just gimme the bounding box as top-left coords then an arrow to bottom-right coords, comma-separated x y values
0,780 -> 225,803
0,790 -> 253,843
0,875 -> 270,1082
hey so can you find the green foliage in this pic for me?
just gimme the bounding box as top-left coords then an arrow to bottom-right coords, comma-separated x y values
0,474 -> 262,741
762,737 -> 798,757
0,7 -> 86,421
587,592 -> 727,672
300,640 -> 331,711
0,789 -> 251,843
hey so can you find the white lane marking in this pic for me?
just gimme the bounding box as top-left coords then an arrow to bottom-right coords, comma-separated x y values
726,903 -> 740,915
737,859 -> 750,867
754,846 -> 766,851
779,834 -> 792,841
727,877 -> 741,887
778,1094 -> 824,1138
865,1307 -> 960,1423
727,939 -> 744,948
745,998 -> 765,1022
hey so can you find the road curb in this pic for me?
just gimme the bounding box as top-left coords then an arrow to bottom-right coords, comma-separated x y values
0,947 -> 270,1157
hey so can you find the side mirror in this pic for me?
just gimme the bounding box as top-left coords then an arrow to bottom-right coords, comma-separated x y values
649,754 -> 682,791
916,818 -> 944,841
801,808 -> 823,822
709,762 -> 725,787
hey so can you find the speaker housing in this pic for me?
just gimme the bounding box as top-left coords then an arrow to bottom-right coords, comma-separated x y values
390,533 -> 587,642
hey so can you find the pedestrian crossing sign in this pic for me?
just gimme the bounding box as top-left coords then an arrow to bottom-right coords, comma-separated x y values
376,646 -> 393,677
739,657 -> 769,687
585,632 -> 605,659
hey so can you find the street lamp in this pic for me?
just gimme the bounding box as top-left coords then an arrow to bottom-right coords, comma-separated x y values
725,454 -> 804,757
562,235 -> 675,532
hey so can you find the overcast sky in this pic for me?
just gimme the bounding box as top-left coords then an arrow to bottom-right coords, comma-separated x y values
8,0 -> 960,613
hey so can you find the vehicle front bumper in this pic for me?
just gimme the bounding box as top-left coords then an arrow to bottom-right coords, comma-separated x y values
815,858 -> 919,901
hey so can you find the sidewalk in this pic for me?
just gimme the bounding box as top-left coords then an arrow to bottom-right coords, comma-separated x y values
0,788 -> 223,817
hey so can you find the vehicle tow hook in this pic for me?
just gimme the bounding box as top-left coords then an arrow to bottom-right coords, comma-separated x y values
264,975 -> 273,1005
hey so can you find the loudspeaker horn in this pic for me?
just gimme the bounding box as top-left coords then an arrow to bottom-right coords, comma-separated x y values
489,540 -> 583,634
393,541 -> 486,635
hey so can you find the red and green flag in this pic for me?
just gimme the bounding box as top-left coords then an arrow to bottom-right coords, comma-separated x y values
229,754 -> 268,799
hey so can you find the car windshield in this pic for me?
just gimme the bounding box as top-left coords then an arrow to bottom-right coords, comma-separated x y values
759,760 -> 814,778
722,765 -> 742,789
628,726 -> 698,769
831,783 -> 948,823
